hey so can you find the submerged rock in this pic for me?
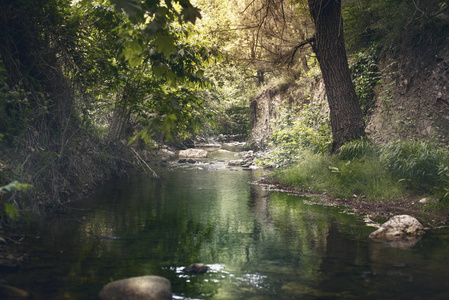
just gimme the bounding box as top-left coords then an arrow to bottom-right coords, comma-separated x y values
0,284 -> 31,298
99,276 -> 171,300
369,215 -> 425,240
179,149 -> 207,159
185,263 -> 209,274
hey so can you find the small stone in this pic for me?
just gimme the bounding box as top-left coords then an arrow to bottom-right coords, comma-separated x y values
419,198 -> 427,204
185,263 -> 209,274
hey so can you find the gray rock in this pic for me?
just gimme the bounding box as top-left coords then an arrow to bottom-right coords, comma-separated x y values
185,263 -> 209,274
99,276 -> 171,300
228,159 -> 244,166
369,215 -> 425,240
179,148 -> 207,159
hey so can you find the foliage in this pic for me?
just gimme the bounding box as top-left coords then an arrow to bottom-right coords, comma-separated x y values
275,139 -> 449,201
200,61 -> 258,138
0,181 -> 33,220
70,0 -> 217,144
0,0 -> 221,211
349,47 -> 381,117
260,101 -> 332,167
274,149 -> 403,200
380,140 -> 449,194
343,0 -> 449,53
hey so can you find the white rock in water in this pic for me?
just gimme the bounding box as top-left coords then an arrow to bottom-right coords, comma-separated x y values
179,148 -> 207,158
99,276 -> 171,300
369,215 -> 425,240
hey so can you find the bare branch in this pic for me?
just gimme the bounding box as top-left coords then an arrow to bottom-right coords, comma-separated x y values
289,36 -> 315,66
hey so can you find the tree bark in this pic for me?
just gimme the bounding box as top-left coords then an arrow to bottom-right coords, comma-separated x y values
308,0 -> 365,151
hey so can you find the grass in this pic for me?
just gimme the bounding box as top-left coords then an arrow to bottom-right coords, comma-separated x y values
273,139 -> 449,203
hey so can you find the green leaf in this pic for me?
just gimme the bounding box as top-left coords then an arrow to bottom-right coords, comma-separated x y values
0,181 -> 32,193
110,0 -> 142,20
4,203 -> 19,219
123,40 -> 143,67
181,6 -> 202,24
155,34 -> 176,57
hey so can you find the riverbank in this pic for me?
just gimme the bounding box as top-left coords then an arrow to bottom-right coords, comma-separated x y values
257,176 -> 449,228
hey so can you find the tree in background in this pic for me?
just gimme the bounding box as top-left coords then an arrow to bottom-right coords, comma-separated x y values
229,0 -> 365,150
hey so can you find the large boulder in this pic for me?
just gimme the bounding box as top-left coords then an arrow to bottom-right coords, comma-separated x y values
179,148 -> 207,159
99,276 -> 171,300
369,215 -> 425,240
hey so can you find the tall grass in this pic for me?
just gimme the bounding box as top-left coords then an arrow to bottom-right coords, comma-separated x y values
274,139 -> 449,202
380,140 -> 449,193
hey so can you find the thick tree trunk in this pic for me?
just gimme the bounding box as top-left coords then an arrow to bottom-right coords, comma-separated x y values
308,0 -> 365,151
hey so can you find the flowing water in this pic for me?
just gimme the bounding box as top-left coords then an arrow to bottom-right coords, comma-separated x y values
3,149 -> 449,299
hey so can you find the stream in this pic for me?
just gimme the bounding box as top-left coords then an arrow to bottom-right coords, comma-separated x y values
3,148 -> 449,299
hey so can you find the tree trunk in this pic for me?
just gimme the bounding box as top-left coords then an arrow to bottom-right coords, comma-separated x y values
308,0 -> 365,151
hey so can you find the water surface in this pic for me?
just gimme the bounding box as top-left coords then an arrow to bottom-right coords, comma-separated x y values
3,151 -> 449,299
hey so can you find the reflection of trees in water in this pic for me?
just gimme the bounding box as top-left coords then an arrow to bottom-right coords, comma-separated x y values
259,192 -> 331,284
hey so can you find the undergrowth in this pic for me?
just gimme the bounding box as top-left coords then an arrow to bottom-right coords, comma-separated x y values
272,139 -> 449,203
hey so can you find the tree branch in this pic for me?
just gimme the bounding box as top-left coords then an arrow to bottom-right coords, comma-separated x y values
289,36 -> 315,66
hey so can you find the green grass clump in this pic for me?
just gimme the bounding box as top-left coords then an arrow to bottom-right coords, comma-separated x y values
275,149 -> 402,200
338,138 -> 379,160
380,140 -> 449,198
274,139 -> 449,202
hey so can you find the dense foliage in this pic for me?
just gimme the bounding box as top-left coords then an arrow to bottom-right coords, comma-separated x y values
0,0 -> 223,217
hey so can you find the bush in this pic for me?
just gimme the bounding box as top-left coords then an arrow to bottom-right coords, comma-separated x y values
261,102 -> 332,167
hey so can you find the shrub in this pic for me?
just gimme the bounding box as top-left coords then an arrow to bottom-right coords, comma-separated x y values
262,102 -> 332,167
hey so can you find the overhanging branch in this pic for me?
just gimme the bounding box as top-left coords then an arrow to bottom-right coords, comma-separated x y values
289,36 -> 315,66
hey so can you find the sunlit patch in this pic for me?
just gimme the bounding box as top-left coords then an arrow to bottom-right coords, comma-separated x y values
205,263 -> 226,273
235,273 -> 268,289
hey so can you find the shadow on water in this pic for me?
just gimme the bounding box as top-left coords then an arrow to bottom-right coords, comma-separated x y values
3,153 -> 449,299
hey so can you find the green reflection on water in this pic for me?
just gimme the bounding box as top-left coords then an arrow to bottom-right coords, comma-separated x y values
4,161 -> 449,300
